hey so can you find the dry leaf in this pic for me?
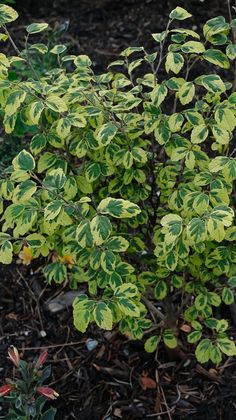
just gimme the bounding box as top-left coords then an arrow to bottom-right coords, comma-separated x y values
18,246 -> 33,265
140,373 -> 157,390
59,254 -> 75,265
180,324 -> 191,333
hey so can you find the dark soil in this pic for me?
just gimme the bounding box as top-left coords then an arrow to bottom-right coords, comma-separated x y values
1,0 -> 236,419
13,0 -> 230,71
1,264 -> 236,420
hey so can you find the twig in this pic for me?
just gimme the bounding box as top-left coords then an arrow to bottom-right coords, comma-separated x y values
19,340 -> 85,351
142,296 -> 165,321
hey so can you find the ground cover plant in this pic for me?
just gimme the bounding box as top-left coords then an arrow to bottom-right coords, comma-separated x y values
0,2 -> 236,370
0,347 -> 57,419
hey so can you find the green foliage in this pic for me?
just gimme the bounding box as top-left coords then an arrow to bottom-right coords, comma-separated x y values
0,4 -> 236,364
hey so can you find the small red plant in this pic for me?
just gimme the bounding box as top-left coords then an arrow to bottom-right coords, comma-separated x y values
0,347 -> 58,419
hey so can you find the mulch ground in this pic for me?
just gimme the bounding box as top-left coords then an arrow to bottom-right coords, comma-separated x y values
1,264 -> 236,419
1,0 -> 236,419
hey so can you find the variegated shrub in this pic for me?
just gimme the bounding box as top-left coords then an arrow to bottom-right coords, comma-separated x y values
0,4 -> 236,364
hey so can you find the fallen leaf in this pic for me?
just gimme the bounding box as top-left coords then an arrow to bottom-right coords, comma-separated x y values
114,408 -> 122,418
18,246 -> 33,265
6,313 -> 19,321
59,254 -> 75,265
140,375 -> 157,390
180,324 -> 191,333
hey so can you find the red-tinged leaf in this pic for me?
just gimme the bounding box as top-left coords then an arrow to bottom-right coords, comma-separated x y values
139,375 -> 157,390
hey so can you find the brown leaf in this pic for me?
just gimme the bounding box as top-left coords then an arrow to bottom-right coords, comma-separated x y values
140,375 -> 157,390
6,313 -> 19,321
180,323 -> 191,333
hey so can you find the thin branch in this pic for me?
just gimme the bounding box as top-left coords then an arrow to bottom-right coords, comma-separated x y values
142,296 -> 165,320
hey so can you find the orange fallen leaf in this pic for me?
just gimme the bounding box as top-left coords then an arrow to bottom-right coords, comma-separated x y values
139,373 -> 157,390
18,246 -> 33,265
59,254 -> 75,265
180,324 -> 191,333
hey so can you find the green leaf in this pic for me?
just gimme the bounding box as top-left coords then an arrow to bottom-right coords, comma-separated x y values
104,236 -> 129,252
171,275 -> 183,288
228,276 -> 236,288
96,123 -> 118,146
163,329 -> 178,349
154,280 -> 168,300
26,22 -> 48,34
178,81 -> 195,105
203,16 -> 229,40
45,95 -> 67,113
128,58 -> 143,74
214,107 -> 236,131
154,120 -> 170,145
27,101 -> 44,125
73,296 -> 93,332
101,250 -> 116,273
144,335 -> 160,353
181,41 -> 205,53
195,339 -> 212,363
216,319 -> 228,333
193,193 -> 209,215
152,32 -> 167,43
29,43 -> 48,54
195,294 -> 208,310
76,220 -> 93,248
165,52 -> 184,74
98,198 -> 141,218
74,55 -> 92,67
169,7 -> 192,20
187,330 -> 202,343
90,215 -> 112,246
85,162 -> 101,182
212,125 -> 230,145
43,168 -> 66,191
115,265 -> 135,282
168,113 -> 184,132
166,250 -> 178,271
37,152 -> 57,173
117,298 -> 140,317
93,302 -> 113,330
171,28 -> 200,39
12,150 -> 35,172
56,118 -> 71,139
50,44 -> 67,55
191,124 -> 209,144
203,49 -> 229,68
26,233 -> 45,248
120,46 -> 144,57
210,345 -> 222,364
222,287 -> 234,305
44,262 -> 66,284
151,84 -> 168,106
44,201 -> 62,221
0,240 -> 13,264
226,44 -> 236,60
109,271 -> 123,289
199,74 -> 226,93
40,408 -> 57,420
0,4 -> 18,24
13,180 -> 37,203
114,283 -> 138,298
186,218 -> 206,245
5,89 -> 26,118
217,338 -> 236,356
161,214 -> 183,245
